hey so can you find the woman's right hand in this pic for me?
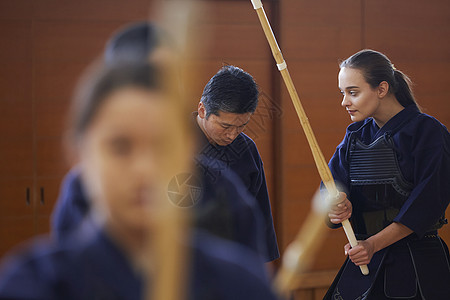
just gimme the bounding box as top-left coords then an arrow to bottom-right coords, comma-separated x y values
328,192 -> 352,224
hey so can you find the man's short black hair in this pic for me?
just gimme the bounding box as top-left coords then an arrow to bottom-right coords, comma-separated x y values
201,65 -> 259,118
104,21 -> 161,65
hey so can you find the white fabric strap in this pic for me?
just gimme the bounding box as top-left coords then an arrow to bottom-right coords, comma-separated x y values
251,0 -> 263,10
277,61 -> 287,71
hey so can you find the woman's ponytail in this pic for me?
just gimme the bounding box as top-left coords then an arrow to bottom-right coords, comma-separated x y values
393,69 -> 421,111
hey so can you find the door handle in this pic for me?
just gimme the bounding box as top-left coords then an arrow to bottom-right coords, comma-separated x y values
40,187 -> 45,205
26,187 -> 30,205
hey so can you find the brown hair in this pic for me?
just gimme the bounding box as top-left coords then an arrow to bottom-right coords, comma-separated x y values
340,49 -> 420,111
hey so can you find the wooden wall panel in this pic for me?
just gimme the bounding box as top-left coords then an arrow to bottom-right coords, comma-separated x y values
0,217 -> 35,256
34,62 -> 86,100
365,0 -> 450,62
364,1 -> 450,126
189,24 -> 270,61
0,1 -> 32,20
0,21 -> 32,62
0,97 -> 32,139
281,0 -> 362,61
0,21 -> 33,177
32,0 -> 150,21
0,138 -> 33,177
35,99 -> 70,138
33,21 -> 125,63
35,137 -> 69,177
195,1 -> 263,25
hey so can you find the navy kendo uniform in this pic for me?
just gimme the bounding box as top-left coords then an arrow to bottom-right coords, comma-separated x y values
0,221 -> 278,300
194,114 -> 280,262
325,105 -> 450,300
194,155 -> 268,259
52,159 -> 269,260
51,168 -> 88,241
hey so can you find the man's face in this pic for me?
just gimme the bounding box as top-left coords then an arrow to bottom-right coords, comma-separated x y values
197,102 -> 251,146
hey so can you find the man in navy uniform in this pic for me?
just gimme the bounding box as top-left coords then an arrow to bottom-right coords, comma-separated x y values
195,65 -> 279,261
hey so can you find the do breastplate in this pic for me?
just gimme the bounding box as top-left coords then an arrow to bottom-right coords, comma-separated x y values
349,133 -> 413,196
347,133 -> 414,235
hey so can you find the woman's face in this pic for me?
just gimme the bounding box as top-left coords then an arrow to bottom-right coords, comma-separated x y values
79,87 -> 171,232
338,67 -> 381,123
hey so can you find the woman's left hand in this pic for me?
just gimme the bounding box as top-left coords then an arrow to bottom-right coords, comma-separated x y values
344,239 -> 375,266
